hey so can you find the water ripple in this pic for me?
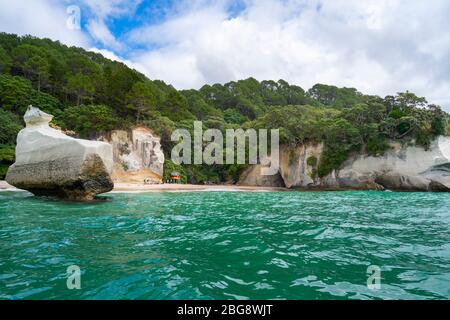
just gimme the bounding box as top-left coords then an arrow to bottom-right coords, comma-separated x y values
0,190 -> 449,299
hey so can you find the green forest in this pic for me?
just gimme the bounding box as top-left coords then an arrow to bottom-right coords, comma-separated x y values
0,33 -> 449,182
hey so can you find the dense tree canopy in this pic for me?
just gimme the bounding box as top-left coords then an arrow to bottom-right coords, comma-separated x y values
0,33 -> 448,181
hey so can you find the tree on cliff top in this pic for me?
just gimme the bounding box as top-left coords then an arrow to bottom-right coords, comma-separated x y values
126,81 -> 157,124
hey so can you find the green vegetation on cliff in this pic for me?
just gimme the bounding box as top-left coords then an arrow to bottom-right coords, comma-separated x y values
0,33 -> 448,181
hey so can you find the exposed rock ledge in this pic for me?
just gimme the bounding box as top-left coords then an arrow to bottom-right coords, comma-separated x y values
6,106 -> 114,200
239,137 -> 450,192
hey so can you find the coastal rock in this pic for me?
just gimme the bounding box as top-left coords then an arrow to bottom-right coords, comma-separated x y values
238,162 -> 285,187
375,174 -> 429,191
428,180 -> 450,192
6,106 -> 114,200
99,127 -> 165,184
279,144 -> 324,188
240,136 -> 450,192
335,137 -> 450,191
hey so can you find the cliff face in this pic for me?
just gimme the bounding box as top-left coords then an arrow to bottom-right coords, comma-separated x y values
238,161 -> 286,187
239,136 -> 450,191
100,127 -> 165,184
335,137 -> 450,191
238,144 -> 323,188
279,143 -> 324,188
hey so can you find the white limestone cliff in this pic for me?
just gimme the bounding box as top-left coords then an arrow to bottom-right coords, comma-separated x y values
99,127 -> 165,184
239,137 -> 450,191
334,137 -> 450,191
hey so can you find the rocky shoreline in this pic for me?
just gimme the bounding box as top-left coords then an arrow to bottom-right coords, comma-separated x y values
239,138 -> 450,192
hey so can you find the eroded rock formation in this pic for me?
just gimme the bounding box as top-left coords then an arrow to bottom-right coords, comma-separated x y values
239,137 -> 450,192
6,106 -> 114,200
100,127 -> 165,184
238,161 -> 285,187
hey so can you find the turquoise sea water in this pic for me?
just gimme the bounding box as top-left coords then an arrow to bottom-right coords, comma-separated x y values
0,190 -> 449,300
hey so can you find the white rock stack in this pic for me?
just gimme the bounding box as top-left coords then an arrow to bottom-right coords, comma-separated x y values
6,106 -> 114,200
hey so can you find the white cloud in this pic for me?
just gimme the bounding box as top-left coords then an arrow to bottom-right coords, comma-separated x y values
80,0 -> 142,19
0,0 -> 89,47
87,19 -> 123,51
125,0 -> 450,111
81,0 -> 141,51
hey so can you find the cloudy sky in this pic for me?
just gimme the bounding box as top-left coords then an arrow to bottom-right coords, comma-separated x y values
1,0 -> 449,111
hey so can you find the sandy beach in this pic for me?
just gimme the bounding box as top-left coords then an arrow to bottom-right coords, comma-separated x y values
112,183 -> 287,192
0,181 -> 16,190
0,181 -> 286,193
